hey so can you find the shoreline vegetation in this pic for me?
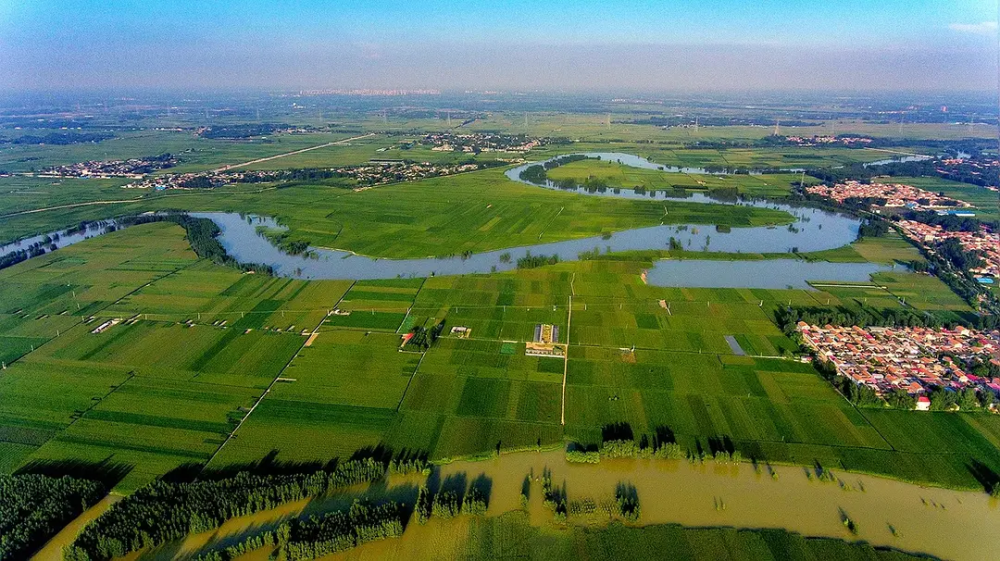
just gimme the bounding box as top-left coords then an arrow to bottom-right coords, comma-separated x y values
32,444 -> 986,561
2,117 -> 999,561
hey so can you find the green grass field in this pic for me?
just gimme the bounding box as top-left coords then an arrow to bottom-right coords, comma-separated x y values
2,223 -> 995,492
545,159 -> 804,198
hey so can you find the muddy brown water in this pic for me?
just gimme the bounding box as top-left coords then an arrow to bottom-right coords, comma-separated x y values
41,450 -> 1000,561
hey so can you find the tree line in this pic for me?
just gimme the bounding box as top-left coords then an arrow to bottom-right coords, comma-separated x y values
193,500 -> 404,561
516,251 -> 559,269
776,305 -> 964,336
118,214 -> 276,275
518,154 -> 593,185
65,458 -> 387,560
0,473 -> 105,561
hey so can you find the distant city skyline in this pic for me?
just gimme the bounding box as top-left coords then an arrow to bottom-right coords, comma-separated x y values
0,0 -> 996,91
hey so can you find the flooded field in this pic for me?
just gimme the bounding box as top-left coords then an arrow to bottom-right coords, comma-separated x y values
32,495 -> 121,561
432,450 -> 1000,560
91,450 -> 1000,561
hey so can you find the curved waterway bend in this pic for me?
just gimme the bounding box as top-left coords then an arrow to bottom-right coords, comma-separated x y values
3,154 -> 892,285
199,153 -> 885,283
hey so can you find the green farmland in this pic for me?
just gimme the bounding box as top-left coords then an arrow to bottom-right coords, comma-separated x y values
1,223 -> 997,496
1,111 -> 998,561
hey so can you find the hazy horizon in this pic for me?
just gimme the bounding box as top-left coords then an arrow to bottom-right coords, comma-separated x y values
1,0 -> 997,93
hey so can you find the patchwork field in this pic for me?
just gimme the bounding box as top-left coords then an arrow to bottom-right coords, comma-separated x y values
0,196 -> 997,495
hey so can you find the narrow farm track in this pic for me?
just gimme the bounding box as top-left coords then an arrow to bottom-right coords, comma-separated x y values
211,133 -> 375,172
0,133 -> 374,221
0,259 -> 199,372
203,281 -> 357,468
0,197 -> 144,219
561,273 -> 575,426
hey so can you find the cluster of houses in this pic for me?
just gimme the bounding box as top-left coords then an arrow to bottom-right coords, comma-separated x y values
38,154 -> 177,179
937,157 -> 1000,192
797,323 -> 1000,410
783,135 -> 874,146
896,220 -> 1000,284
341,161 -> 487,185
418,133 -> 542,153
123,160 -> 491,191
806,180 -> 971,210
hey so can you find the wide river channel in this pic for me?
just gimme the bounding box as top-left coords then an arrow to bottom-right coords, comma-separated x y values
39,449 -> 998,561
1,153 -> 897,288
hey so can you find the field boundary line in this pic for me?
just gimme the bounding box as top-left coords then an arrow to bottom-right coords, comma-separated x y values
396,351 -> 427,412
0,198 -> 144,219
203,281 -> 356,468
0,260 -> 199,372
561,275 -> 574,426
212,133 -> 374,172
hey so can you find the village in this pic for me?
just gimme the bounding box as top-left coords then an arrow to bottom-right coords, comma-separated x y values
380,132 -> 545,154
783,135 -> 874,147
38,153 -> 177,178
797,322 -> 1000,410
806,180 -> 972,210
122,159 -> 501,190
896,219 -> 1000,283
421,132 -> 542,153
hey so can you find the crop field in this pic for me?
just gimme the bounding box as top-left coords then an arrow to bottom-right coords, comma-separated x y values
0,130 -> 358,174
545,159 -> 805,198
450,111 -> 997,142
889,176 -> 1000,221
211,329 -> 420,467
834,232 -> 924,264
0,141 -> 998,496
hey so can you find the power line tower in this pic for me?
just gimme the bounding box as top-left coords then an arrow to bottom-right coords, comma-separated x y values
773,119 -> 781,136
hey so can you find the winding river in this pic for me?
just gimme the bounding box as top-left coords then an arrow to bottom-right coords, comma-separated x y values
2,153 -> 897,288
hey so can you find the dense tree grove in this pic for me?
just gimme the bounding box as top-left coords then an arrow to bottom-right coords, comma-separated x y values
776,305 -> 958,336
541,468 -> 567,521
197,123 -> 290,139
117,214 -> 276,275
65,459 -> 386,561
0,245 -> 47,272
0,473 -> 105,561
857,218 -> 890,238
431,491 -> 462,519
281,501 -> 404,561
518,154 -> 593,185
415,486 -> 433,524
0,132 -> 113,145
194,500 -> 404,561
902,211 -> 989,233
387,456 -> 431,476
516,252 -> 559,269
612,484 -> 641,523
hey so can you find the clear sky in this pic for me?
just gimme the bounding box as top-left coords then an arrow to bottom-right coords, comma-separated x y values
0,0 -> 996,91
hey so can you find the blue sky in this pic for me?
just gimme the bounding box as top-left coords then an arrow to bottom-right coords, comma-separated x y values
0,0 -> 996,90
